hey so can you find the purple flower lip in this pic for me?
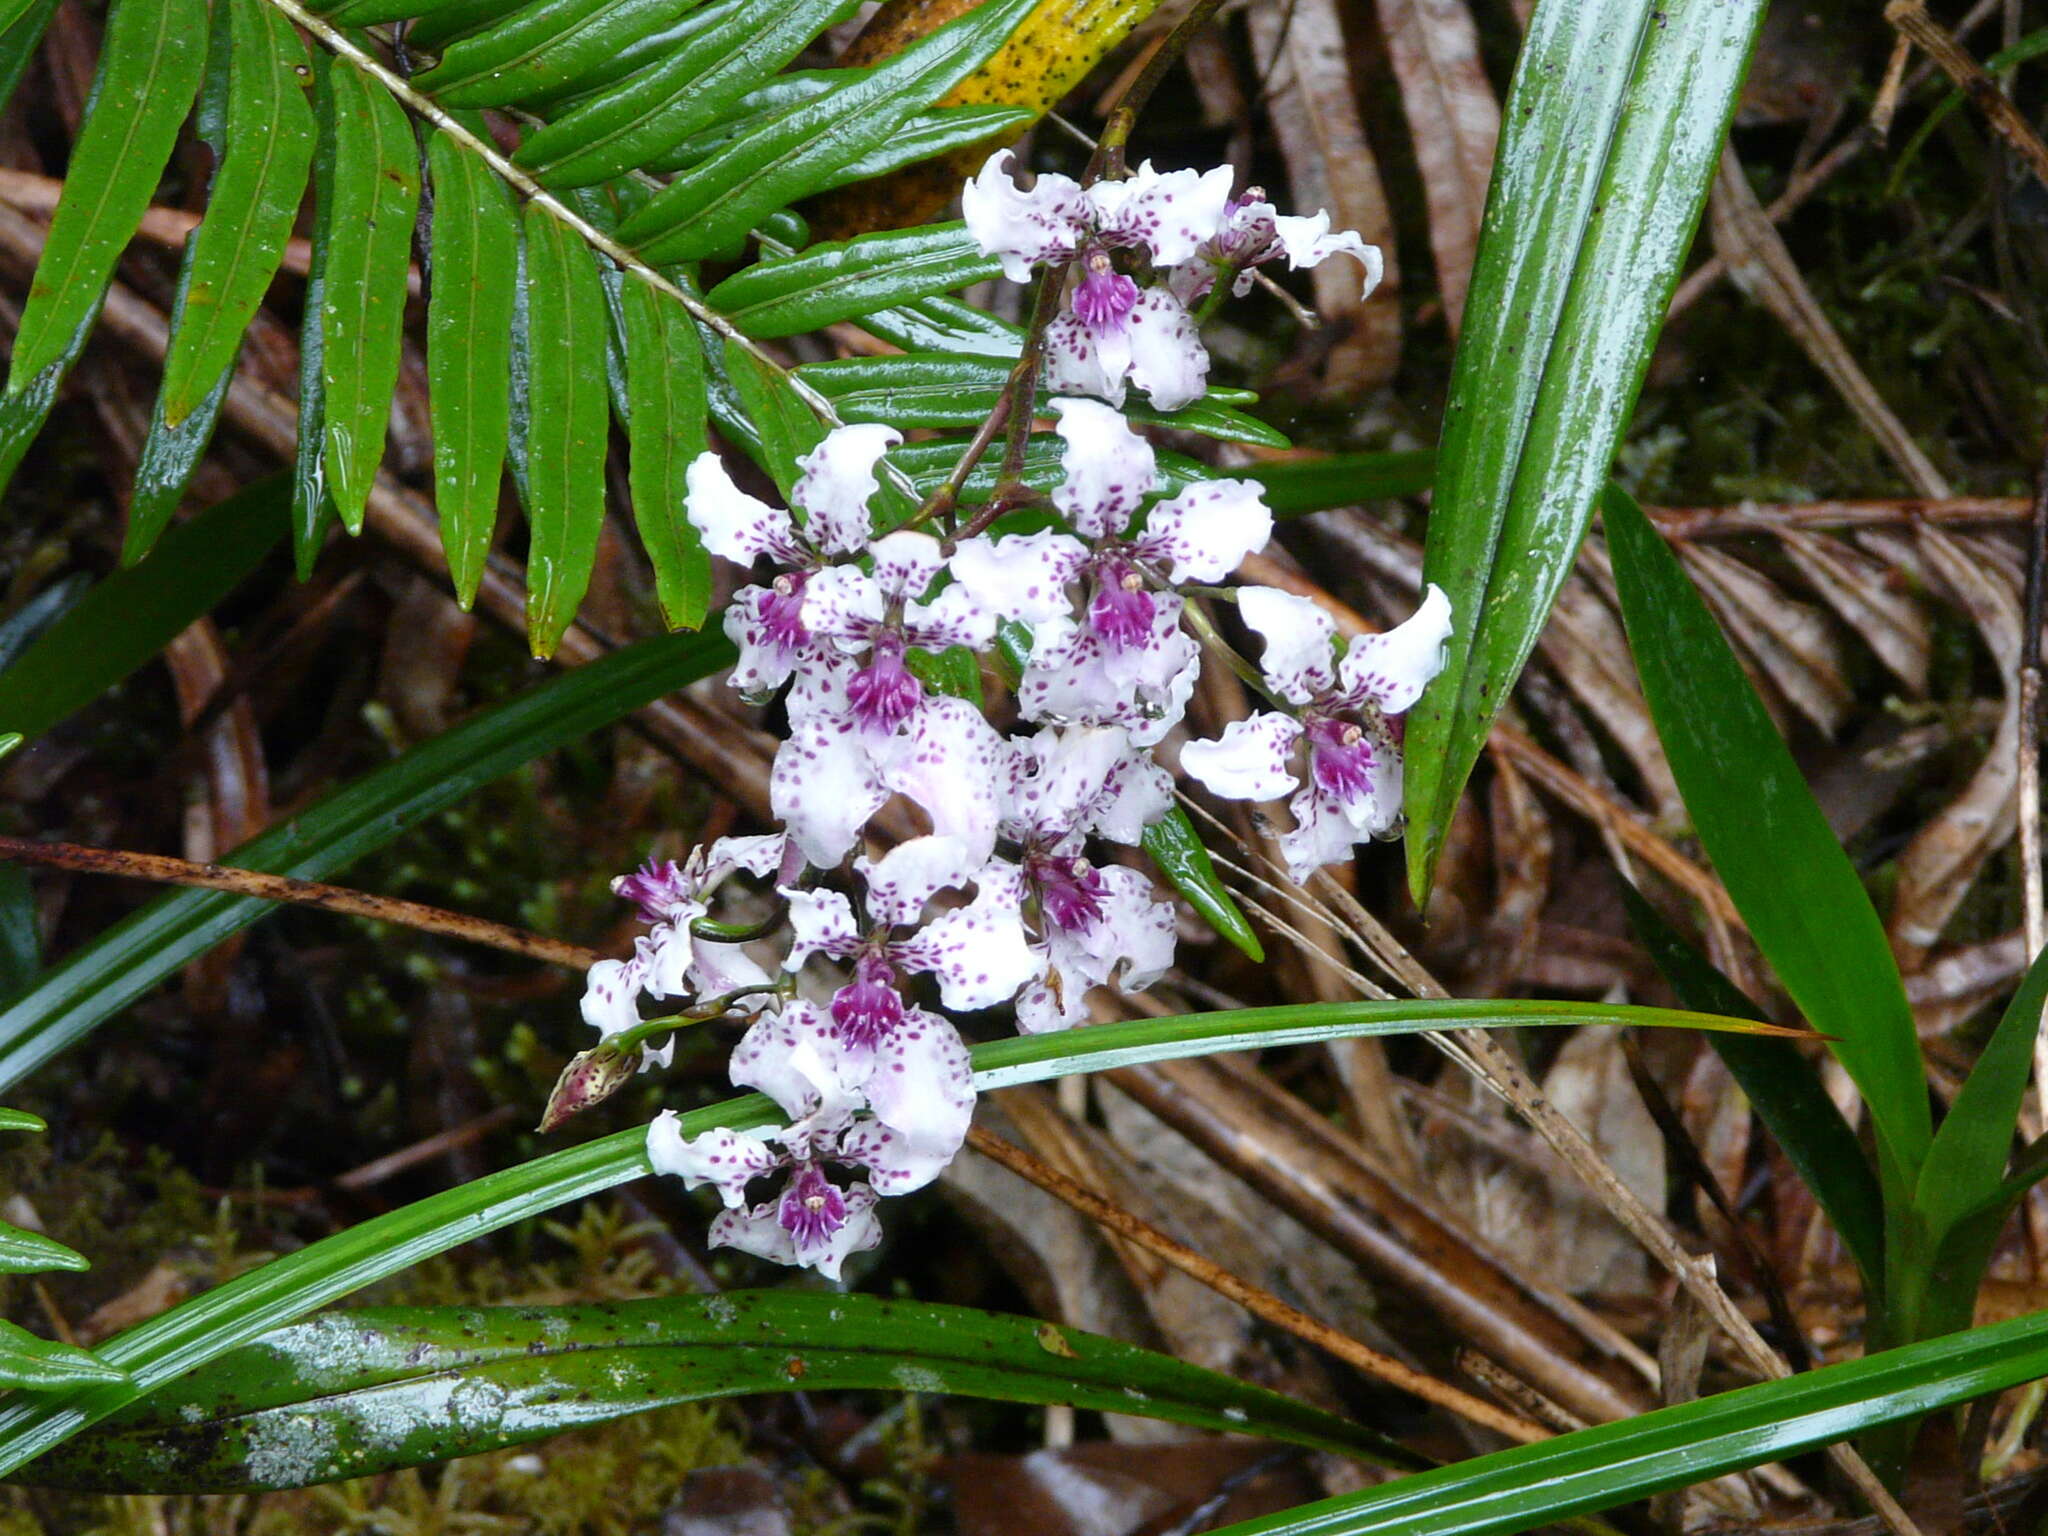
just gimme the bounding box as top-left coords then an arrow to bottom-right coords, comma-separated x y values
1031,852 -> 1108,936
614,859 -> 687,924
845,632 -> 925,734
760,570 -> 811,654
1088,563 -> 1156,652
831,957 -> 905,1050
779,1163 -> 848,1244
1307,716 -> 1375,804
1073,253 -> 1139,332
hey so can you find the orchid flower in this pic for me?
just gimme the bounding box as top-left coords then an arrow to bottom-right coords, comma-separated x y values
1181,585 -> 1453,880
949,399 -> 1271,744
1168,193 -> 1384,309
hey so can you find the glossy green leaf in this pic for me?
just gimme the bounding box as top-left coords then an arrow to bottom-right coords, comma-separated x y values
156,0 -> 315,431
1403,0 -> 1766,901
0,1107 -> 42,1133
290,52 -> 341,577
614,0 -> 1038,263
1143,807 -> 1263,962
414,0 -> 701,105
799,353 -> 1288,449
400,0 -> 526,45
425,127 -> 518,609
0,478 -> 288,743
720,336 -> 826,502
0,1322 -> 124,1391
706,223 -> 1001,338
508,0 -> 742,106
1603,486 -> 1929,1206
1621,882 -> 1886,1300
517,205 -> 612,657
820,104 -> 1032,190
1252,451 -> 1438,515
320,59 -> 423,532
622,276 -> 712,630
1201,1310 -> 2048,1536
0,992 -> 1770,1479
859,292 -> 1023,357
513,0 -> 856,188
0,0 -> 60,117
0,1227 -> 88,1276
36,1294 -> 1412,1490
0,629 -> 735,1093
0,0 -> 208,497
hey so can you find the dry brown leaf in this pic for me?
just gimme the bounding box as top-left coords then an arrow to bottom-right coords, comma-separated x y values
1371,0 -> 1498,331
1776,527 -> 1931,695
1680,542 -> 1852,736
1245,0 -> 1400,391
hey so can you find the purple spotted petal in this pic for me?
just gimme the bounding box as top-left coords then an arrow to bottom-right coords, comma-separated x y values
1237,585 -> 1339,705
962,150 -> 1091,282
1123,288 -> 1209,412
1334,583 -> 1452,716
685,451 -> 800,567
770,711 -> 890,867
1180,711 -> 1304,802
948,529 -> 1088,626
794,422 -> 900,556
1133,477 -> 1272,584
1051,397 -> 1156,537
646,1110 -> 778,1210
1088,161 -> 1233,266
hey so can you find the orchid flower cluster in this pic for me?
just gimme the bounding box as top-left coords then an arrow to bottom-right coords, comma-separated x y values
564,156 -> 1448,1280
962,150 -> 1385,411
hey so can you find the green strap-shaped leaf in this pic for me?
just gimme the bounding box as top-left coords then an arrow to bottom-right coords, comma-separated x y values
1250,451 -> 1438,514
0,1108 -> 43,1133
1402,0 -> 1766,900
719,335 -> 827,502
0,994 -> 1772,1480
622,275 -> 711,631
799,353 -> 1288,449
32,1294 -> 1412,1490
0,627 -> 736,1093
1194,1310 -> 2048,1536
1143,807 -> 1263,962
125,0 -> 318,563
0,0 -> 208,498
0,1321 -> 124,1390
0,1226 -> 88,1276
0,0 -> 60,117
157,0 -> 316,428
705,222 -> 1001,338
320,59 -> 423,533
513,0 -> 855,187
1620,882 -> 1886,1302
424,127 -> 518,609
1603,485 -> 1930,1218
291,52 -> 342,576
859,291 -> 1024,357
613,0 -> 1038,263
416,0 -> 706,106
0,478 -> 289,743
517,205 -> 611,658
816,104 -> 1033,192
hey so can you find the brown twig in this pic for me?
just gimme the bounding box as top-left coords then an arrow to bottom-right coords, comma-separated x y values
0,836 -> 603,970
1648,495 -> 2030,539
963,1121 -> 1551,1446
1887,1 -> 2048,191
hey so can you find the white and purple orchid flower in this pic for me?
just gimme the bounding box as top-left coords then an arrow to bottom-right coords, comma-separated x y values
1181,585 -> 1453,881
963,151 -> 1381,412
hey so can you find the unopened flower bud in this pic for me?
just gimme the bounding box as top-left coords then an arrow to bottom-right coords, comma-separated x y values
538,1040 -> 644,1132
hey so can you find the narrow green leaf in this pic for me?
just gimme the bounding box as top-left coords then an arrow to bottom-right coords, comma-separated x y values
706,223 -> 1002,338
1403,0 -> 1766,901
0,1108 -> 44,1134
1252,451 -> 1438,514
0,1227 -> 88,1276
0,0 -> 61,118
1198,1311 -> 2048,1536
36,1294 -> 1411,1490
517,205 -> 611,659
415,0 -> 705,106
1143,808 -> 1263,962
0,629 -> 735,1093
858,292 -> 1023,357
0,1322 -> 124,1390
512,0 -> 856,188
1620,881 -> 1886,1299
799,353 -> 1288,449
424,128 -> 517,609
720,337 -> 825,501
0,479 -> 288,744
320,59 -> 423,532
1603,484 -> 1930,1191
613,0 -> 1038,263
291,52 -> 342,577
0,0 -> 208,497
816,103 -> 1033,191
156,0 -> 316,429
621,275 -> 711,630
395,0 -> 525,45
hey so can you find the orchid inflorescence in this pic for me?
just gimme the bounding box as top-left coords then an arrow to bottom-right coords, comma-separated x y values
567,150 -> 1449,1279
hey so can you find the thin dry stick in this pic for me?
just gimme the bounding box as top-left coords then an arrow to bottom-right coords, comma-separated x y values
963,1123 -> 1551,1446
0,836 -> 603,970
1887,0 -> 2048,190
